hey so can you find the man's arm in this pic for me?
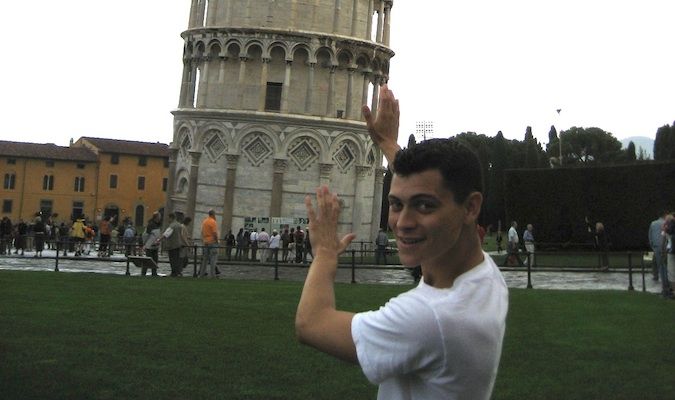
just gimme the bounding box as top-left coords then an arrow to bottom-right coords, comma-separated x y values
295,186 -> 358,363
362,84 -> 402,168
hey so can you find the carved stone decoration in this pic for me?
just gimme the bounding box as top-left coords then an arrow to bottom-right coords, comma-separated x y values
241,133 -> 273,167
356,165 -> 370,179
288,137 -> 320,171
319,163 -> 334,179
179,135 -> 192,161
332,141 -> 358,173
366,148 -> 375,166
204,130 -> 228,162
226,154 -> 239,169
274,159 -> 289,174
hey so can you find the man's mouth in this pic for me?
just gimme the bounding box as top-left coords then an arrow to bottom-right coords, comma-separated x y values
398,237 -> 424,245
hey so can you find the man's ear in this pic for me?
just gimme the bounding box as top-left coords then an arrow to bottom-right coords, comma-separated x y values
463,192 -> 483,223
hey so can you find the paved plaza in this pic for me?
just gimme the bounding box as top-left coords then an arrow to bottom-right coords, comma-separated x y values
0,248 -> 664,295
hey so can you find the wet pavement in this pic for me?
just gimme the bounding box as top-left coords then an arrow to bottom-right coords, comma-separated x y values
0,249 -> 664,294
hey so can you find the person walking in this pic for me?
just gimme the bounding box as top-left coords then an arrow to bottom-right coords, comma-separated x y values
141,212 -> 162,276
523,224 -> 535,266
158,213 -> 184,277
198,209 -> 219,278
375,228 -> 388,265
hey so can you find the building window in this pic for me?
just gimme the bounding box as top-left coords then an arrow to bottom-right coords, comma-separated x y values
72,201 -> 84,220
137,176 -> 145,190
74,177 -> 85,192
7,158 -> 16,165
109,174 -> 118,189
42,175 -> 54,191
46,160 -> 55,167
163,157 -> 169,168
111,154 -> 119,164
40,199 -> 53,217
3,173 -> 16,190
265,82 -> 283,111
77,163 -> 85,169
162,177 -> 168,192
135,205 -> 145,227
2,200 -> 11,213
138,156 -> 147,166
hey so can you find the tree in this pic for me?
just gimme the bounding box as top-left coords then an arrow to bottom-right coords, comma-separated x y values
654,123 -> 675,161
559,126 -> 623,165
524,126 -> 540,168
625,141 -> 637,162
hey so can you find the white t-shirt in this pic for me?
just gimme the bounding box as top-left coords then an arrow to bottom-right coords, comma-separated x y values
508,226 -> 518,244
351,253 -> 508,400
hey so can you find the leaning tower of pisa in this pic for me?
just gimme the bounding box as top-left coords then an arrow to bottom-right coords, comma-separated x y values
167,0 -> 394,241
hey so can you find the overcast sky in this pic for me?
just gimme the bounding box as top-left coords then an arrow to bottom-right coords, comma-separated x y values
1,1 -> 673,149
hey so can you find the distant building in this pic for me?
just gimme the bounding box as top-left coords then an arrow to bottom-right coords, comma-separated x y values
1,138 -> 169,227
168,1 -> 395,240
415,120 -> 434,142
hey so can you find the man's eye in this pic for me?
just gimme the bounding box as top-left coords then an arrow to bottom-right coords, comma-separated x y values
389,201 -> 402,211
415,202 -> 436,212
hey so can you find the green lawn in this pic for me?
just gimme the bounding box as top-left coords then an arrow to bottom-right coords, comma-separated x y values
1,271 -> 673,400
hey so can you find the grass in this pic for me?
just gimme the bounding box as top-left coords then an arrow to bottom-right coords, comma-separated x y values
1,271 -> 674,400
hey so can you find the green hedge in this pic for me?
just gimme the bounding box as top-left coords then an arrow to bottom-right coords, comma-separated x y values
504,161 -> 675,250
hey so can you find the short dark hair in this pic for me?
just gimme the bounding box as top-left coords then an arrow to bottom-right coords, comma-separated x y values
393,138 -> 484,203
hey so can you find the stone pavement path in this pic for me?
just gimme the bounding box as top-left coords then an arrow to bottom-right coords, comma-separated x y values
0,249 -> 664,294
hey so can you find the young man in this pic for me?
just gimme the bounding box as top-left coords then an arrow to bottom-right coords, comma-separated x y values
198,209 -> 219,278
296,85 -> 508,400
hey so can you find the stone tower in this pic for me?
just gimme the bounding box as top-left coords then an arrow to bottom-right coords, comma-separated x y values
167,0 -> 394,242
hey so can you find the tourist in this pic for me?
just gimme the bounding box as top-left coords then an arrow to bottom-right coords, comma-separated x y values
198,209 -> 219,278
141,212 -> 161,276
98,216 -> 113,257
70,217 -> 86,257
257,227 -> 270,263
294,226 -> 305,263
250,228 -> 258,261
180,217 -> 193,274
296,85 -> 508,400
33,216 -> 45,258
375,228 -> 388,265
594,222 -> 610,271
157,213 -> 184,277
224,229 -> 235,261
281,228 -> 291,262
269,229 -> 281,262
235,228 -> 245,261
649,211 -> 668,292
523,223 -> 535,266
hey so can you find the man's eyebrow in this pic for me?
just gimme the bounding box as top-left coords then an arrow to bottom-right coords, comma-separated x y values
388,193 -> 439,202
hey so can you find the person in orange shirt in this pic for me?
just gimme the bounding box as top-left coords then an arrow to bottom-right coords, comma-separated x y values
198,209 -> 219,278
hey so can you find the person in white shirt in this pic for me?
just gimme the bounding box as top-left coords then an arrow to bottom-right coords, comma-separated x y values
257,228 -> 270,263
296,85 -> 508,400
249,229 -> 258,261
269,230 -> 281,262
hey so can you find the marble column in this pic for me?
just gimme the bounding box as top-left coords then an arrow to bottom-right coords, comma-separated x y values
326,66 -> 336,117
370,166 -> 386,241
351,165 -> 370,236
187,60 -> 198,108
319,163 -> 333,186
305,62 -> 315,114
179,59 -> 190,107
217,57 -> 226,108
361,71 -> 371,119
345,67 -> 355,119
270,159 -> 288,217
165,148 -> 179,215
366,0 -> 374,40
333,0 -> 341,33
281,60 -> 292,113
258,58 -> 270,111
351,0 -> 359,36
185,150 -> 202,221
383,3 -> 392,46
196,57 -> 210,108
221,154 -> 239,235
206,0 -> 218,26
238,56 -> 248,108
370,75 -> 381,116
376,1 -> 385,43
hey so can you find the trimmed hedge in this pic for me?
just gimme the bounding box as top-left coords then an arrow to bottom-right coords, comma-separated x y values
504,161 -> 675,250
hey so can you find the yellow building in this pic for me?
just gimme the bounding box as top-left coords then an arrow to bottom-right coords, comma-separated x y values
72,137 -> 169,227
1,138 -> 169,228
0,141 -> 98,222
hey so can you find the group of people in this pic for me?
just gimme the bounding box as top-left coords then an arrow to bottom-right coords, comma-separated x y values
649,211 -> 675,299
222,225 -> 311,264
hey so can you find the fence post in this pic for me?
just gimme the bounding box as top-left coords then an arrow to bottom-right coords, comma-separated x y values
125,256 -> 131,276
627,253 -> 634,291
274,251 -> 279,281
54,240 -> 60,272
526,252 -> 532,289
640,253 -> 646,292
351,249 -> 356,284
193,245 -> 198,277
